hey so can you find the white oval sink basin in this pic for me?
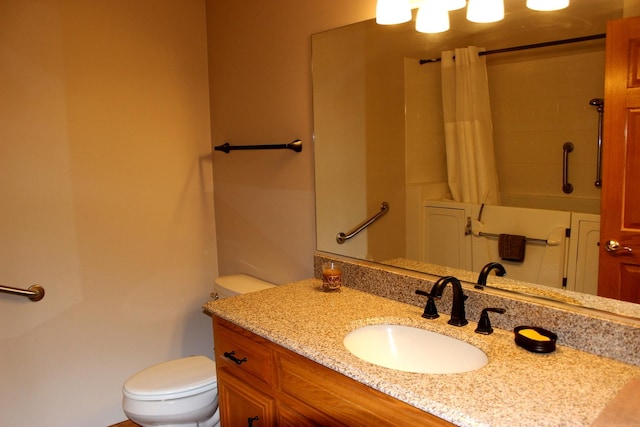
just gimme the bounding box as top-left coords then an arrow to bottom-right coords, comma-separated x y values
343,324 -> 487,374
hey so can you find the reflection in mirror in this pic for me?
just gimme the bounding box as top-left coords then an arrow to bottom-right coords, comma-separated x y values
312,0 -> 640,318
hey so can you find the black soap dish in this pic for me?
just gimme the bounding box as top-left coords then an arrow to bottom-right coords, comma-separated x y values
514,326 -> 557,353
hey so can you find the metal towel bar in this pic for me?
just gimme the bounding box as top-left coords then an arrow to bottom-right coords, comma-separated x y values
477,232 -> 547,245
337,202 -> 389,244
214,139 -> 302,153
0,284 -> 45,301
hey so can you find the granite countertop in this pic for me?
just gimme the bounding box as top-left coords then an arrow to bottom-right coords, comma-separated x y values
204,279 -> 640,427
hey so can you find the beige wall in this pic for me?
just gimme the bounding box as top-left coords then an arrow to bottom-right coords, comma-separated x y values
0,1 -> 216,425
313,26 -> 369,259
206,0 -> 377,284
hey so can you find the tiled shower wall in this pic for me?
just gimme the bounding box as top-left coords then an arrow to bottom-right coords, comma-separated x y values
405,45 -> 604,214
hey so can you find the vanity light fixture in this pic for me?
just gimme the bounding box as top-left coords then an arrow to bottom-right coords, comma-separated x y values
466,0 -> 505,23
375,0 -> 570,30
526,0 -> 570,11
416,0 -> 450,33
376,0 -> 412,25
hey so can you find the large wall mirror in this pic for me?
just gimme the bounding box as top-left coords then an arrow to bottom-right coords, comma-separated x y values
313,0 -> 640,319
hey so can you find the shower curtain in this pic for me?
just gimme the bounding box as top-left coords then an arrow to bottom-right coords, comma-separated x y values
441,46 -> 500,205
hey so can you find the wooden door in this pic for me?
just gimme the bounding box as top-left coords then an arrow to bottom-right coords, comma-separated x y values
599,16 -> 640,302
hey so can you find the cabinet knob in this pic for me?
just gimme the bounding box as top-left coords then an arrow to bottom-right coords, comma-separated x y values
248,415 -> 259,426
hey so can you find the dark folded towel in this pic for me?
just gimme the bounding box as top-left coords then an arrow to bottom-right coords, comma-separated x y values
498,234 -> 526,262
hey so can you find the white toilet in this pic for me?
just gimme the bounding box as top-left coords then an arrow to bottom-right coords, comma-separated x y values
122,274 -> 275,427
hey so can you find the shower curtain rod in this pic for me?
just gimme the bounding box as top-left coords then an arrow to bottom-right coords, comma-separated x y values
419,33 -> 606,64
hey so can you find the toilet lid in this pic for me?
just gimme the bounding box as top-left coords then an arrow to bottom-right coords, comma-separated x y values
123,356 -> 217,401
215,274 -> 275,297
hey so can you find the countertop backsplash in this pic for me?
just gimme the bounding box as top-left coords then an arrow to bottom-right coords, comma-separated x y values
314,253 -> 640,366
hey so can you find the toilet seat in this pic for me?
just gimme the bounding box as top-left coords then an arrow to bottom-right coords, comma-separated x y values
122,276 -> 275,427
123,355 -> 217,401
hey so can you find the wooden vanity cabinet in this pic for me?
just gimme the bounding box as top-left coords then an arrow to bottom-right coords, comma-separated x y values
212,316 -> 454,427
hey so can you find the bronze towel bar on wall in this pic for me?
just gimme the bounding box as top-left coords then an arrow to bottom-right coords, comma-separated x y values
214,139 -> 302,154
0,284 -> 45,302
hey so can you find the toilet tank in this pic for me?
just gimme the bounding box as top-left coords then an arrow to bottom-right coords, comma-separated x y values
213,274 -> 276,300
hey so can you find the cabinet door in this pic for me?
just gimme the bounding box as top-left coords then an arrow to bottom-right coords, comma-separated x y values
422,203 -> 472,270
217,371 -> 275,427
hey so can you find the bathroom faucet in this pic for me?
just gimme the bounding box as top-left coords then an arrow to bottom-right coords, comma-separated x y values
430,276 -> 468,327
475,262 -> 507,289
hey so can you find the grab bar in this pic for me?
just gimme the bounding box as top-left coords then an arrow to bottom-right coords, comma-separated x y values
214,139 -> 302,154
0,284 -> 45,302
590,98 -> 604,187
337,202 -> 389,244
477,232 -> 548,245
562,142 -> 574,194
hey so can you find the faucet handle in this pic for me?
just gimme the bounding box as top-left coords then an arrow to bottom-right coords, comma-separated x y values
415,289 -> 440,319
475,307 -> 506,335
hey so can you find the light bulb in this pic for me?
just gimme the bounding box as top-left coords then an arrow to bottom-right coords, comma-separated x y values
467,0 -> 504,23
416,0 -> 450,33
376,0 -> 412,25
526,0 -> 569,11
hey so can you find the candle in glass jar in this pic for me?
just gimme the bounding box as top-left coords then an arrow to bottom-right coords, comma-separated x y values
321,261 -> 342,291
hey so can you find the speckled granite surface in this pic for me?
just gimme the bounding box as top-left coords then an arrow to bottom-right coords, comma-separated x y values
204,280 -> 640,427
314,254 -> 640,366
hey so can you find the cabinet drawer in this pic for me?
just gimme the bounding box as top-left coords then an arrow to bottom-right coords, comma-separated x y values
277,351 -> 454,427
213,317 -> 275,389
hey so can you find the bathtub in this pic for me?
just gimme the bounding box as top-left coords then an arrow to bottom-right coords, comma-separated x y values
421,200 -> 599,293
